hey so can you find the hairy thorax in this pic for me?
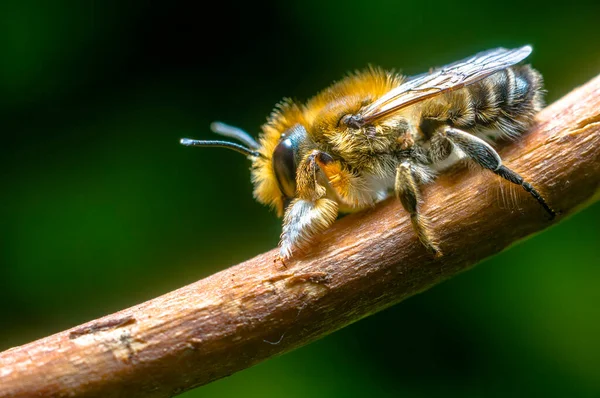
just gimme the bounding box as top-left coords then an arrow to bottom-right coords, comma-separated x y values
306,96 -> 414,210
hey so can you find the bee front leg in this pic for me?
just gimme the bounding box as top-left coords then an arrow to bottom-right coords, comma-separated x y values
279,151 -> 339,259
395,161 -> 441,256
442,127 -> 556,218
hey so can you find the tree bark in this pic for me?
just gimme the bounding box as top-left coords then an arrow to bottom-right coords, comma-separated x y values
1,74 -> 599,398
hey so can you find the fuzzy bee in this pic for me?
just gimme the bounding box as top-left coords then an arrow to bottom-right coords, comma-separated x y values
181,45 -> 555,259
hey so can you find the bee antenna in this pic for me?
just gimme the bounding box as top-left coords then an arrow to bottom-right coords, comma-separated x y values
180,138 -> 262,158
210,121 -> 260,149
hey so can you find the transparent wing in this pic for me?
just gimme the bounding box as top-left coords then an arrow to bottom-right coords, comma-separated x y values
357,45 -> 533,124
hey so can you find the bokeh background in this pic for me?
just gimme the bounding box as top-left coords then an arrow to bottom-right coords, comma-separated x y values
1,1 -> 599,397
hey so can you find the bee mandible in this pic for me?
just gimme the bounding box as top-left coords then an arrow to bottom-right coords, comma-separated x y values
181,45 -> 555,259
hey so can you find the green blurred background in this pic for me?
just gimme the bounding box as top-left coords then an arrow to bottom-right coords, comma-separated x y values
1,1 -> 599,397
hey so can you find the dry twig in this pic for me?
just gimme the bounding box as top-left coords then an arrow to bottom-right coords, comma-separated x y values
1,74 -> 599,398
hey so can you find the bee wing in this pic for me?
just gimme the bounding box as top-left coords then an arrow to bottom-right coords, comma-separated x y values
357,45 -> 533,124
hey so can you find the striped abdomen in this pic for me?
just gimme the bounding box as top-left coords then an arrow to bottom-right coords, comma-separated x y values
419,65 -> 544,140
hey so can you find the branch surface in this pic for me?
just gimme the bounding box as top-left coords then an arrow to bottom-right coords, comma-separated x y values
1,75 -> 600,398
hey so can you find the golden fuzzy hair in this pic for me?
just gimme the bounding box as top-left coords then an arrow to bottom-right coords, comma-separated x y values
251,67 -> 402,216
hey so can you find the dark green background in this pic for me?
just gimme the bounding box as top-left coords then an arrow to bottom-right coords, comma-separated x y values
1,1 -> 599,397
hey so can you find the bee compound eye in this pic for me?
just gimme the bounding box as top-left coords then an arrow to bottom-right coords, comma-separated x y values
272,137 -> 297,198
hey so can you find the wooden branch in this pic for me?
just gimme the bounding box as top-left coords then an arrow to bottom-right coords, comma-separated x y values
2,74 -> 600,398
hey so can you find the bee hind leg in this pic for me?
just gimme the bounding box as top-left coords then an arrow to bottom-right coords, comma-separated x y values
395,161 -> 441,256
442,126 -> 556,218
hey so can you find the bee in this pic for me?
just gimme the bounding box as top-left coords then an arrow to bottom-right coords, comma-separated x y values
181,45 -> 555,259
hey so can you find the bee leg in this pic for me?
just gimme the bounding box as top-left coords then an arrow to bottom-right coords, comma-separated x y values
395,161 -> 441,256
314,152 -> 371,208
443,126 -> 556,218
279,151 -> 339,259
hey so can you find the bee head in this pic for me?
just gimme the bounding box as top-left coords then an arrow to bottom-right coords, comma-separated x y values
244,99 -> 312,217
